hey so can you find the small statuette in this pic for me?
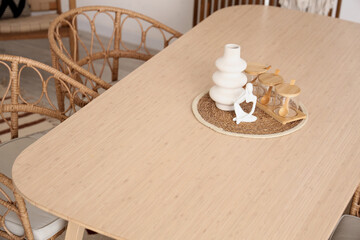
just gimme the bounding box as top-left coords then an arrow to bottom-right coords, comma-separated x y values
233,83 -> 257,124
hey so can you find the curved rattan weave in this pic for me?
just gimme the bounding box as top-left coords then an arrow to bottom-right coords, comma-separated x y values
0,54 -> 98,139
49,6 -> 182,110
0,54 -> 98,240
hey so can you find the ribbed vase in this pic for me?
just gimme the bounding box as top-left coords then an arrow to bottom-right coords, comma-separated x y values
209,44 -> 247,111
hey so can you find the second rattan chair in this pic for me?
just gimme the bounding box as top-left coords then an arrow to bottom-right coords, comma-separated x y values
0,54 -> 98,240
329,185 -> 360,239
48,6 -> 182,111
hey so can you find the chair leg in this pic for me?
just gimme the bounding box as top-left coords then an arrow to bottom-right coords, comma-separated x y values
69,31 -> 78,63
69,11 -> 78,63
51,49 -> 66,113
112,58 -> 119,82
112,12 -> 121,82
13,191 -> 34,240
54,79 -> 66,114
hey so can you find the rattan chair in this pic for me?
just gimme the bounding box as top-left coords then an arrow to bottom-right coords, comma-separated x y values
193,0 -> 342,26
329,185 -> 360,239
0,54 -> 98,240
350,185 -> 360,217
0,0 -> 76,54
48,6 -> 182,111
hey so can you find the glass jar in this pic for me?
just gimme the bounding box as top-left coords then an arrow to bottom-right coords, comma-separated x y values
257,70 -> 283,105
275,80 -> 301,118
245,63 -> 271,98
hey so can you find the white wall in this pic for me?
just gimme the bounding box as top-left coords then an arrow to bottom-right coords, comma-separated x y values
60,0 -> 359,45
61,0 -> 193,50
73,0 -> 194,34
339,0 -> 360,23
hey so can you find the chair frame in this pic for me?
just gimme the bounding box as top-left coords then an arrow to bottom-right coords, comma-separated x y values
0,54 -> 98,139
48,6 -> 182,112
0,54 -> 98,240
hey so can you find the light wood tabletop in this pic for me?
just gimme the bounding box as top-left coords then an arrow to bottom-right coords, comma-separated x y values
12,5 -> 360,240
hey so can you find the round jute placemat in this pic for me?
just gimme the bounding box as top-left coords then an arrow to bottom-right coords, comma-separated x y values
192,91 -> 308,138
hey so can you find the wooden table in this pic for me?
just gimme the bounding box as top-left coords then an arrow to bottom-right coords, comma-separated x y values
12,5 -> 360,240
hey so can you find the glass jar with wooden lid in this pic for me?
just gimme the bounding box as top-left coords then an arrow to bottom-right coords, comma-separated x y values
258,69 -> 283,106
275,80 -> 301,118
245,63 -> 271,97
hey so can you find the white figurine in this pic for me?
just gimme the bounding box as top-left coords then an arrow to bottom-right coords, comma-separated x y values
233,83 -> 257,124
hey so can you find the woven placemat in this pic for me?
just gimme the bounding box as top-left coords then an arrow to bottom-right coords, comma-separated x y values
192,91 -> 308,138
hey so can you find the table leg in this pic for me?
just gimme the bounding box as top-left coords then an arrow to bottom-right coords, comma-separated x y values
65,222 -> 85,240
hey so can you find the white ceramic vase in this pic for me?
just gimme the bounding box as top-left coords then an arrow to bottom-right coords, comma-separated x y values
209,44 -> 247,111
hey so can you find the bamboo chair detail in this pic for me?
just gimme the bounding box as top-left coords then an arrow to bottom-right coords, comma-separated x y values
48,6 -> 182,111
0,54 -> 98,240
193,0 -> 342,27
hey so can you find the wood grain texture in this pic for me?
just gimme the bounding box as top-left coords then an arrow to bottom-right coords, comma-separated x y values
13,5 -> 360,240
